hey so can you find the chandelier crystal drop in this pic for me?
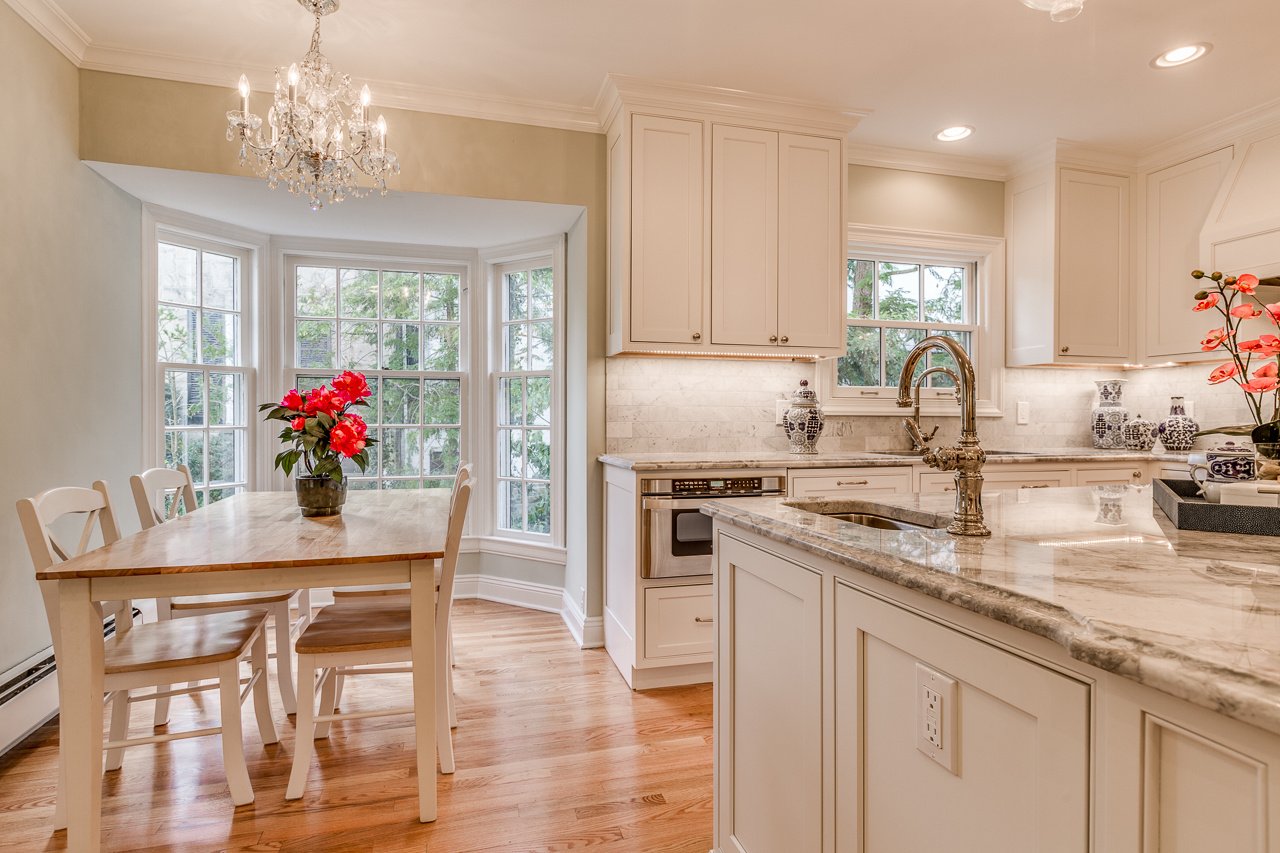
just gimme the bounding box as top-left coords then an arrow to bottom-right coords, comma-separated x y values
226,0 -> 399,210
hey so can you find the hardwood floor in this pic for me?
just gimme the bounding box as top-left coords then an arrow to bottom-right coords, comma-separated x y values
0,600 -> 714,852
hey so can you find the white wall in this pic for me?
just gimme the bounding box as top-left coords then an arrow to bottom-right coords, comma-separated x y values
0,4 -> 144,673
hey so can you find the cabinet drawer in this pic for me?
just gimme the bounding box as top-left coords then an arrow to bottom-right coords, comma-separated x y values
644,585 -> 715,660
789,467 -> 911,498
919,469 -> 1071,494
1075,465 -> 1149,486
1159,465 -> 1192,481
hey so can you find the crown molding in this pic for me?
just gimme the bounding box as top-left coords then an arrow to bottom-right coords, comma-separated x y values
80,44 -> 602,134
844,142 -> 1009,181
597,73 -> 868,137
1008,138 -> 1137,178
1137,95 -> 1280,174
4,0 -> 88,65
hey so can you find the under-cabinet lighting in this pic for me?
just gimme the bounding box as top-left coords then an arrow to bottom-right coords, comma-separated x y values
935,126 -> 974,142
1151,43 -> 1212,68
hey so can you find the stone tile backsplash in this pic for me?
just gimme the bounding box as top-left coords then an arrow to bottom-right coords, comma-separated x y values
604,357 -> 1258,455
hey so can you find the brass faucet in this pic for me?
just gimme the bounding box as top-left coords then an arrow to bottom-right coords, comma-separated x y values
896,336 -> 990,537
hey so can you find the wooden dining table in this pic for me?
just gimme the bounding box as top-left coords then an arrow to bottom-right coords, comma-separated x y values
35,488 -> 451,853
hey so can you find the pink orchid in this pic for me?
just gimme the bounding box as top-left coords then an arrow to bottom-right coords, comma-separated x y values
1193,293 -> 1221,312
1208,362 -> 1239,384
1266,303 -> 1280,323
1242,376 -> 1279,393
1231,303 -> 1264,319
1200,327 -> 1233,351
1254,362 -> 1279,379
1234,274 -> 1260,294
1240,334 -> 1280,357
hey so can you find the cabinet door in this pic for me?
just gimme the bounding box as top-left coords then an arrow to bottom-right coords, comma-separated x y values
834,582 -> 1090,853
1144,148 -> 1234,362
778,133 -> 844,350
1057,169 -> 1131,359
631,114 -> 705,345
711,125 -> 778,346
716,535 -> 824,853
919,468 -> 1070,494
643,584 -> 714,660
1075,465 -> 1149,486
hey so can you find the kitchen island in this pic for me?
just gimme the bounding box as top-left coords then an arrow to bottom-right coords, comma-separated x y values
705,485 -> 1280,853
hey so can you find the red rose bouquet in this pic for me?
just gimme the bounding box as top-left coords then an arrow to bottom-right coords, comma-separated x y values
260,370 -> 378,482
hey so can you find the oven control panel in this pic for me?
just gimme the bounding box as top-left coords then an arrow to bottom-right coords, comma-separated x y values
672,478 -> 762,495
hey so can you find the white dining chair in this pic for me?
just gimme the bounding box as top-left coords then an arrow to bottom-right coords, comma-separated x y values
17,481 -> 278,824
129,465 -> 312,718
285,478 -> 472,800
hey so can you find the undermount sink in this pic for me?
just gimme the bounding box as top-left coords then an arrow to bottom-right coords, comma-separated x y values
824,512 -> 940,532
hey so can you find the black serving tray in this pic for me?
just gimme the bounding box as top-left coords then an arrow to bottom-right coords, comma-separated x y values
1152,478 -> 1280,536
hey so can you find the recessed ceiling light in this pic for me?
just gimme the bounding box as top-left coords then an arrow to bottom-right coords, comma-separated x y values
1151,43 -> 1212,68
935,126 -> 974,142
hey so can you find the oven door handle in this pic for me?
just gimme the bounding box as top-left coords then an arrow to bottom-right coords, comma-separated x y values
642,497 -> 715,511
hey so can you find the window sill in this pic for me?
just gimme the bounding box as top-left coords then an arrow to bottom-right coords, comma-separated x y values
462,535 -> 566,565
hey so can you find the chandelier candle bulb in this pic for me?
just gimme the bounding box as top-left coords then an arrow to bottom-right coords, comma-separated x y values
238,74 -> 250,117
377,114 -> 387,154
360,84 -> 371,123
288,63 -> 299,102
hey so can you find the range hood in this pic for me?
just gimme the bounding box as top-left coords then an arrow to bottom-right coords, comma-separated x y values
1201,126 -> 1280,284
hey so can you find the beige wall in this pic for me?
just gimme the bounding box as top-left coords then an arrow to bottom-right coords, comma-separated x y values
0,5 -> 143,672
79,70 -> 609,621
847,163 -> 1004,237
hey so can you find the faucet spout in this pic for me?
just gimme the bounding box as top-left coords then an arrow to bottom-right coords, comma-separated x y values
895,336 -> 989,537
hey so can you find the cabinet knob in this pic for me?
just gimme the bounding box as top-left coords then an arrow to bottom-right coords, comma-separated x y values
692,331 -> 701,341
780,335 -> 789,344
1132,470 -> 1142,478
694,616 -> 715,624
769,334 -> 778,343
1060,345 -> 1070,354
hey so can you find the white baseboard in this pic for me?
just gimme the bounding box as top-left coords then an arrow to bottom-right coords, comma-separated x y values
0,649 -> 59,756
560,588 -> 605,650
452,573 -> 564,614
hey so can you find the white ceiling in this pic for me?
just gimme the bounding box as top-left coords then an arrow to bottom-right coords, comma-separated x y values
33,0 -> 1280,162
86,162 -> 584,246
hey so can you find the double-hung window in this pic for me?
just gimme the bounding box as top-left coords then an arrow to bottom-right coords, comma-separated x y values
154,235 -> 253,504
287,257 -> 467,490
494,259 -> 558,538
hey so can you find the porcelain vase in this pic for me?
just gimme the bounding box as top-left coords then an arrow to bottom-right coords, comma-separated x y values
1090,379 -> 1129,449
1122,413 -> 1157,451
783,380 -> 825,454
1158,396 -> 1199,452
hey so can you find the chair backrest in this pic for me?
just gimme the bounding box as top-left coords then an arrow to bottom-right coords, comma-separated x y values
16,481 -> 123,656
436,479 -> 472,633
130,465 -> 197,530
449,463 -> 471,513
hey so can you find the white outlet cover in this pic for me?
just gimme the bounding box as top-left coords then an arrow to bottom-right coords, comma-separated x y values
775,399 -> 789,426
915,662 -> 959,775
1016,401 -> 1030,425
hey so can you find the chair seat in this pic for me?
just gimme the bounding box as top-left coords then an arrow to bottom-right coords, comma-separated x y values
169,590 -> 296,610
295,599 -> 416,655
105,610 -> 267,674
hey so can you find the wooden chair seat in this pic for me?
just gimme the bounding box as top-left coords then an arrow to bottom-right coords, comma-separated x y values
105,610 -> 269,674
295,599 -> 413,656
169,590 -> 295,610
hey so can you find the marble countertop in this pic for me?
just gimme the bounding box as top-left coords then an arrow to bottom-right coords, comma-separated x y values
600,448 -> 1188,471
703,486 -> 1280,735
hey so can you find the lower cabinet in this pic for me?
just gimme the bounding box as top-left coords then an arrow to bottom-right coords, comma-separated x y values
789,466 -> 912,498
834,581 -> 1090,853
643,584 -> 713,659
919,468 -> 1071,493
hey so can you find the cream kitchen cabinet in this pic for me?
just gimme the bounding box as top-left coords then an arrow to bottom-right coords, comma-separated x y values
1007,159 -> 1132,366
601,77 -> 855,357
1142,147 -> 1235,362
919,467 -> 1071,493
788,466 -> 912,498
711,127 -> 844,350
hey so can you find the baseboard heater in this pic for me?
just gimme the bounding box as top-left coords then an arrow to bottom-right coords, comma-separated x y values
0,610 -> 137,756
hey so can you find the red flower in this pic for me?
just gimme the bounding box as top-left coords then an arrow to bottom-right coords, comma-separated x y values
1266,303 -> 1280,323
1254,362 -> 1279,379
1231,303 -> 1263,319
328,419 -> 367,458
1200,327 -> 1233,351
291,416 -> 306,431
281,389 -> 305,411
1243,376 -> 1279,393
1209,362 -> 1239,384
1240,335 -> 1280,357
1193,293 -> 1220,312
303,386 -> 342,418
1234,274 -> 1260,294
344,413 -> 369,439
333,371 -> 372,405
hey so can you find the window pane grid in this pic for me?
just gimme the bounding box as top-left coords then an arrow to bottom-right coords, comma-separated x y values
157,240 -> 248,505
838,256 -> 974,390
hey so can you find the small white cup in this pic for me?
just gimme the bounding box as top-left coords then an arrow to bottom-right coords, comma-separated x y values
1189,464 -> 1222,503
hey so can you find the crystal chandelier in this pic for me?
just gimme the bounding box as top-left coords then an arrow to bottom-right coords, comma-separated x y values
226,0 -> 399,210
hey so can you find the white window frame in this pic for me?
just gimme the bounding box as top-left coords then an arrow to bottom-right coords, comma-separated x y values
143,206 -> 268,498
479,238 -> 566,549
816,224 -> 1005,417
277,244 -> 473,493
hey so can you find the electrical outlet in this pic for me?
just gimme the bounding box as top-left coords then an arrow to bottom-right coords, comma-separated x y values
775,398 -> 789,426
579,586 -> 587,612
916,663 -> 959,774
1016,401 -> 1030,425
1185,399 -> 1196,419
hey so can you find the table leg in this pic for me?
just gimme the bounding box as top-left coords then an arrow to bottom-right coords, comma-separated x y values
410,558 -> 438,823
58,578 -> 104,852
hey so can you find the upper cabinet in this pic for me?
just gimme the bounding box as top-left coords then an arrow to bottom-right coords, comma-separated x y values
1007,159 -> 1132,366
1142,147 -> 1235,363
602,76 -> 858,357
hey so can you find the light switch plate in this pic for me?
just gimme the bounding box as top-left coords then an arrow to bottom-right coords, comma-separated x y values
775,398 -> 789,426
916,662 -> 959,775
1185,399 -> 1196,419
1016,401 -> 1030,425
